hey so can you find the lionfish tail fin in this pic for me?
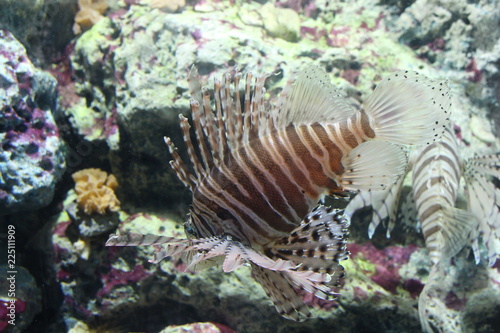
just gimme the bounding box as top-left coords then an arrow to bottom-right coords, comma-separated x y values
418,264 -> 446,333
362,71 -> 451,146
266,206 -> 349,289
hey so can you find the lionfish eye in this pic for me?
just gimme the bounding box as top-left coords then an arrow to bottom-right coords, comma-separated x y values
184,221 -> 198,239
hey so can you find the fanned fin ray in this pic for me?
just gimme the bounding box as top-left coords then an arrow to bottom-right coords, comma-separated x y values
273,66 -> 355,129
251,264 -> 312,321
345,170 -> 408,239
464,156 -> 500,265
362,71 -> 451,145
340,141 -> 407,191
466,153 -> 500,178
265,206 -> 349,298
438,207 -> 476,260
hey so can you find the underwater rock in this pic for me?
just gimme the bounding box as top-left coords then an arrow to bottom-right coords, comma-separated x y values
69,18 -> 120,150
391,0 -> 500,115
159,322 -> 235,333
260,3 -> 301,42
49,194 -> 429,332
396,0 -> 455,47
56,1 -> 500,331
0,265 -> 42,332
470,115 -> 496,144
0,0 -> 76,63
148,0 -> 186,13
69,1 -> 451,208
0,30 -> 65,215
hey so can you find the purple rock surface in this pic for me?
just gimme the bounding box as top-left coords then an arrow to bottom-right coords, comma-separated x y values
0,30 -> 65,215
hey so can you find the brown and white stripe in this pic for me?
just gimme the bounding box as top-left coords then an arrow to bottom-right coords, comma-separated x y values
165,66 -> 451,248
411,127 -> 465,265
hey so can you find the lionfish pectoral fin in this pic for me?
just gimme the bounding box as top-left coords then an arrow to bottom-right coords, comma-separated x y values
106,232 -> 193,263
339,141 -> 407,192
185,236 -> 247,272
106,233 -> 188,249
464,154 -> 500,266
439,207 -> 476,260
466,152 -> 500,179
251,264 -> 312,322
267,206 -> 349,294
187,235 -> 300,273
362,70 -> 451,145
345,166 -> 407,239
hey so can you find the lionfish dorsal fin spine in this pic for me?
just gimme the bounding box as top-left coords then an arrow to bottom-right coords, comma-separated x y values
164,136 -> 197,189
222,73 -> 235,144
242,71 -> 252,144
233,71 -> 244,143
187,65 -> 202,104
189,99 -> 213,173
179,114 -> 204,180
213,78 -> 229,161
201,87 -> 220,165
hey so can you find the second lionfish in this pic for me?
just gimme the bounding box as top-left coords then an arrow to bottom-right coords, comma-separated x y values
107,65 -> 451,320
345,124 -> 500,332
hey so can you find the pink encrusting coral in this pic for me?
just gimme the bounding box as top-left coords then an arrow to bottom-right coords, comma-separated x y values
348,243 -> 419,294
97,265 -> 151,298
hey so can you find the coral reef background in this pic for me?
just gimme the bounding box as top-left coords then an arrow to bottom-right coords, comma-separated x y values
0,0 -> 499,332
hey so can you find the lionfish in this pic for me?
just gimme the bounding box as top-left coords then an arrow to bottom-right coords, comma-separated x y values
345,125 -> 500,331
107,65 -> 451,320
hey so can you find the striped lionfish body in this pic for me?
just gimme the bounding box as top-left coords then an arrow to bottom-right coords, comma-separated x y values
345,125 -> 500,332
412,127 -> 472,266
107,65 -> 451,320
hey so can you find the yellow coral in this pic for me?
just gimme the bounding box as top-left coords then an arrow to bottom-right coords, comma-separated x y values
73,0 -> 108,35
72,168 -> 120,215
